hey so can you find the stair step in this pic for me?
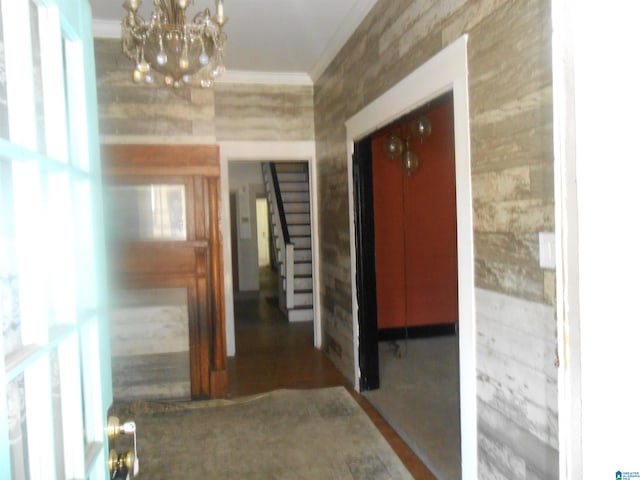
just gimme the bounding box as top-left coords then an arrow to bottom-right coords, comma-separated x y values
294,262 -> 312,276
288,225 -> 311,236
283,202 -> 310,214
277,172 -> 307,182
274,246 -> 311,262
279,182 -> 309,192
281,191 -> 309,202
288,307 -> 314,322
285,213 -> 310,224
294,275 -> 313,290
293,291 -> 313,306
275,163 -> 307,173
272,212 -> 309,225
291,236 -> 311,248
293,248 -> 312,262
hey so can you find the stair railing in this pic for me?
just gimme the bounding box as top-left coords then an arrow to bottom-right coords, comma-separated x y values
264,163 -> 295,309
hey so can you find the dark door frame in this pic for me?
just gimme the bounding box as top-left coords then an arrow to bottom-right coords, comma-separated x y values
352,136 -> 380,391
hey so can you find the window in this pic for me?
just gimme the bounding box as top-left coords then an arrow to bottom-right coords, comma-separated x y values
1,1 -> 110,478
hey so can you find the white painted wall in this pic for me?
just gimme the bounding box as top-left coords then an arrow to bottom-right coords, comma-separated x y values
229,163 -> 264,291
555,1 -> 640,477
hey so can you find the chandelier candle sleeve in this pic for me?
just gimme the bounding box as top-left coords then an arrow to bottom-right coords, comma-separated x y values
121,0 -> 228,88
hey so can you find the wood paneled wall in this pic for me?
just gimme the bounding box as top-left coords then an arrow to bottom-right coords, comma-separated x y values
94,40 -> 215,141
313,0 -> 557,478
214,83 -> 314,141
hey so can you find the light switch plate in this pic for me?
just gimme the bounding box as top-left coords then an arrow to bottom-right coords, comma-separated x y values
538,232 -> 556,269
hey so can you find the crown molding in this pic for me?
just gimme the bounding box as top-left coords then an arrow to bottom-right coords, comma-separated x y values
216,70 -> 312,86
308,0 -> 377,82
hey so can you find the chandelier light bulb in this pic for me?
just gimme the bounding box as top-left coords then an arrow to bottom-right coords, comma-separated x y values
411,116 -> 432,140
132,68 -> 144,83
199,51 -> 209,66
179,50 -> 190,71
156,49 -> 168,66
383,133 -> 403,160
137,59 -> 150,73
401,150 -> 420,175
144,73 -> 153,84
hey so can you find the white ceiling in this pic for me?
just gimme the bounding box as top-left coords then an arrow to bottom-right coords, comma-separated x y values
90,0 -> 378,83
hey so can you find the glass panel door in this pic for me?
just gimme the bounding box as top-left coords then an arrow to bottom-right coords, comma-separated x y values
1,1 -> 110,479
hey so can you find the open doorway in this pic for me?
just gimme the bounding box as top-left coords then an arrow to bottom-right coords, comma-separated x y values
346,37 -> 475,478
354,93 -> 461,479
226,159 -> 323,396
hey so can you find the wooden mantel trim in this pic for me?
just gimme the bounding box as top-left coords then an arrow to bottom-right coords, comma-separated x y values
101,144 -> 220,177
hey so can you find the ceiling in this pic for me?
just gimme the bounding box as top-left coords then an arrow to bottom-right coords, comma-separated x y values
89,0 -> 378,83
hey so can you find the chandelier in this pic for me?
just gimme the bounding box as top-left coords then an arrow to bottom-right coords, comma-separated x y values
382,116 -> 431,175
121,0 -> 228,88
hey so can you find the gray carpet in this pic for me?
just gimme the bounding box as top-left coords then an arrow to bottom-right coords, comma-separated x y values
364,336 -> 461,480
110,387 -> 412,479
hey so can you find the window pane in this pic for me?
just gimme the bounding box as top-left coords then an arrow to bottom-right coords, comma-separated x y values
110,288 -> 190,401
0,6 -> 9,140
106,184 -> 187,241
0,157 -> 21,357
63,39 -> 89,171
50,348 -> 66,479
29,1 -> 45,154
72,179 -> 97,313
44,171 -> 76,326
7,374 -> 29,479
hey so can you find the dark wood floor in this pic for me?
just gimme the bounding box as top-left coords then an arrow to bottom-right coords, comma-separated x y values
226,267 -> 436,480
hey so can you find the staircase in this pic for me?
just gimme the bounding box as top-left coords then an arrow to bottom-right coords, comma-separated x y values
262,162 -> 314,322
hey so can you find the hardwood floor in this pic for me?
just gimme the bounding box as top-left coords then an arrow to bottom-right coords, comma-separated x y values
226,267 -> 437,479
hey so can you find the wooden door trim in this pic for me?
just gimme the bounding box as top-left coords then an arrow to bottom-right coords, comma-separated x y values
102,144 -> 227,399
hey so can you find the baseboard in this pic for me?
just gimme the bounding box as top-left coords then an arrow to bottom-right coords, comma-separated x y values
378,323 -> 456,341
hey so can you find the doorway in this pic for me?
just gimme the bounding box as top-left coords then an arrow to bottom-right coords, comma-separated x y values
219,143 -> 321,358
354,93 -> 461,478
345,36 -> 476,478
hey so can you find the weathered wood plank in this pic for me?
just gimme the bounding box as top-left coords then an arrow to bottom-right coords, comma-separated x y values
478,400 -> 559,480
476,288 -> 556,341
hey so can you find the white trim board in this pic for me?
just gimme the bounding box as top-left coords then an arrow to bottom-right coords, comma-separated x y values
218,141 -> 322,357
344,35 -> 477,479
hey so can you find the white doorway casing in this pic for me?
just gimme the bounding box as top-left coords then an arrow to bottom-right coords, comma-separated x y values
219,141 -> 321,357
345,36 -> 477,479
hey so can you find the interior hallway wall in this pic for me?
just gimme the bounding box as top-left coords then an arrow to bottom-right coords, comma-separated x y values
313,1 -> 557,478
229,162 -> 265,292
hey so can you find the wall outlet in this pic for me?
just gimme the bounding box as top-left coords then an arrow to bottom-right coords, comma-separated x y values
538,232 -> 556,269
